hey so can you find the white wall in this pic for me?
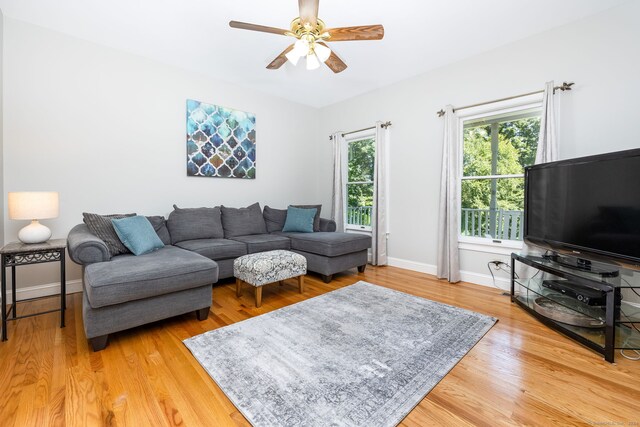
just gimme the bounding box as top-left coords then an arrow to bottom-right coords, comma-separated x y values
0,9 -> 4,246
3,2 -> 640,292
3,17 -> 320,288
317,1 -> 640,289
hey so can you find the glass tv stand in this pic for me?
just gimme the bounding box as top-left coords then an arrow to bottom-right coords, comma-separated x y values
510,253 -> 640,362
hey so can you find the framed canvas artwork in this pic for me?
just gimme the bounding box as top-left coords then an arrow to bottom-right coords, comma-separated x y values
186,99 -> 256,178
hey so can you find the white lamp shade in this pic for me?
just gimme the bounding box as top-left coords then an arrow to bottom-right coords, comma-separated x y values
293,38 -> 309,56
306,53 -> 320,70
314,43 -> 331,63
286,39 -> 309,66
8,192 -> 59,220
285,49 -> 302,66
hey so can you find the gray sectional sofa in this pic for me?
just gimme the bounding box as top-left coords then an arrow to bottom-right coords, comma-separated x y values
67,203 -> 371,351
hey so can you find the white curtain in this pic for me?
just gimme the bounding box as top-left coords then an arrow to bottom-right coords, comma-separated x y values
372,122 -> 389,266
535,81 -> 558,164
331,132 -> 345,232
437,105 -> 461,283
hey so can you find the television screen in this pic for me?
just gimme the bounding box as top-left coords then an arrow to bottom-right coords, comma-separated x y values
524,148 -> 640,265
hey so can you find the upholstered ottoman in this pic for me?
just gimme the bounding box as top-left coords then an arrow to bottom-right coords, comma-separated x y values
234,250 -> 307,307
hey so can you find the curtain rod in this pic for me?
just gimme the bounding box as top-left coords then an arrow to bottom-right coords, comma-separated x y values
436,82 -> 574,117
329,121 -> 392,140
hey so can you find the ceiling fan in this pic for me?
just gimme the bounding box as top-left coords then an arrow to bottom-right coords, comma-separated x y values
229,0 -> 384,73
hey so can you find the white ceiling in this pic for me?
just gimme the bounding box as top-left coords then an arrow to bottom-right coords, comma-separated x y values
0,0 -> 627,107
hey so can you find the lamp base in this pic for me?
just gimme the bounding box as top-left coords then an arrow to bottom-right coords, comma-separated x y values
18,220 -> 52,244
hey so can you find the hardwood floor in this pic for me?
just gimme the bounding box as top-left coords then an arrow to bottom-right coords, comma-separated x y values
1,266 -> 639,426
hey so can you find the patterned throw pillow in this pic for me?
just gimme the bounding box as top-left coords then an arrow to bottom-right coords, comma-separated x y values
83,212 -> 136,257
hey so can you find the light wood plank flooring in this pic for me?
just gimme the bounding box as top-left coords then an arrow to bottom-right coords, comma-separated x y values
1,266 -> 639,426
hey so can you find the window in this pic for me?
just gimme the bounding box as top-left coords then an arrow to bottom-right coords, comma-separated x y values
460,104 -> 541,245
345,133 -> 375,231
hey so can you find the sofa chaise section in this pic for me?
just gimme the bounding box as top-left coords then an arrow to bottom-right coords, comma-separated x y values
68,223 -> 218,351
264,205 -> 372,282
280,231 -> 371,282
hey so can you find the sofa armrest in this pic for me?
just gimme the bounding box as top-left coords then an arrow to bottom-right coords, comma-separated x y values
319,218 -> 337,232
67,224 -> 111,265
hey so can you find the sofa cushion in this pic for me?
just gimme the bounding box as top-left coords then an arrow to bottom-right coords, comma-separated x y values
230,234 -> 291,254
84,245 -> 218,308
167,205 -> 223,244
220,202 -> 267,237
175,238 -> 247,260
83,212 -> 136,257
112,215 -> 165,256
147,215 -> 171,245
287,232 -> 372,257
263,206 -> 288,233
282,206 -> 316,233
291,204 -> 322,232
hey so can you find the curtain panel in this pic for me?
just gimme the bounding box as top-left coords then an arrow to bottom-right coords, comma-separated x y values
437,105 -> 461,283
331,132 -> 346,232
535,81 -> 558,164
372,122 -> 389,266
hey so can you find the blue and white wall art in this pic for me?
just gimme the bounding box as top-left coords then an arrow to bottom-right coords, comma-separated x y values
186,99 -> 256,178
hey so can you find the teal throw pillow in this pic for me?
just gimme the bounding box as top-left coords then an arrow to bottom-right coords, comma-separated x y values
111,215 -> 165,256
282,206 -> 317,233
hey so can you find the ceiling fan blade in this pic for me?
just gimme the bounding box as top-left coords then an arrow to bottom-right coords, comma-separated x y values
298,0 -> 319,26
229,21 -> 289,36
319,43 -> 347,74
325,25 -> 384,41
267,44 -> 295,69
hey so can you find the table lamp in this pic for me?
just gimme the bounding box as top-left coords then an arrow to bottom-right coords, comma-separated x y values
8,192 -> 59,244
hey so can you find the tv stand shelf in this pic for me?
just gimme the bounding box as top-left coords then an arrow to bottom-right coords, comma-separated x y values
510,253 -> 640,362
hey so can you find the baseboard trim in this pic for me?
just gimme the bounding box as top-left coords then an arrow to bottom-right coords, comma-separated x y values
387,257 -> 510,290
387,257 -> 437,275
2,279 -> 83,303
459,270 -> 510,291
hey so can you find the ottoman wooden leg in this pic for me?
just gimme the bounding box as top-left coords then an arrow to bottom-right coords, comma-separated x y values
236,279 -> 242,297
255,286 -> 263,308
279,280 -> 284,286
298,275 -> 305,293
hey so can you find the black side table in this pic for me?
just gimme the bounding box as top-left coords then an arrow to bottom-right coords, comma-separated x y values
1,239 -> 67,341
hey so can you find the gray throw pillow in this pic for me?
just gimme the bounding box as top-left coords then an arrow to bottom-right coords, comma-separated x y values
83,212 -> 136,257
291,204 -> 322,232
263,206 -> 288,233
146,215 -> 171,245
167,205 -> 223,244
221,202 -> 267,237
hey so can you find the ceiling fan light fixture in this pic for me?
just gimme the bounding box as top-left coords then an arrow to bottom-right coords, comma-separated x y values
230,1 -> 383,73
285,38 -> 311,66
285,50 -> 302,65
314,43 -> 331,62
293,38 -> 309,55
306,52 -> 320,70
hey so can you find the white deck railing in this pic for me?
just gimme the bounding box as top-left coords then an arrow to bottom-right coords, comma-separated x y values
347,206 -> 373,227
461,208 -> 524,240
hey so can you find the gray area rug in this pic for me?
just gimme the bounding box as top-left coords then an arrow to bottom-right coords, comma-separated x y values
184,281 -> 497,426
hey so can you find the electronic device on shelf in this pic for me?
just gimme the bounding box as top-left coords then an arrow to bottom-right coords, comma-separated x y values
541,279 -> 622,306
542,253 -> 619,277
524,148 -> 640,271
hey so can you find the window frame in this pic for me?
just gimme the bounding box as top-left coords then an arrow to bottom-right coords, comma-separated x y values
343,129 -> 376,232
457,94 -> 543,251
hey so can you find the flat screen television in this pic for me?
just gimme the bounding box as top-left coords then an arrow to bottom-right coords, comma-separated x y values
524,148 -> 640,268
